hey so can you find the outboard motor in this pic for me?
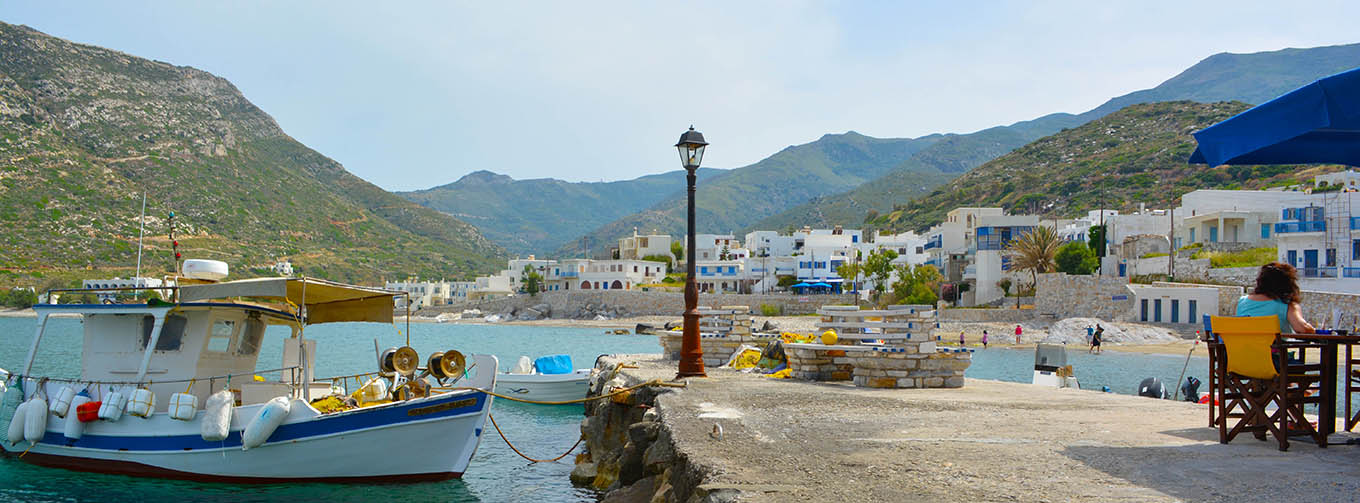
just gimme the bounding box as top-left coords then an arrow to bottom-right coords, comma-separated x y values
1137,377 -> 1166,399
1181,376 -> 1201,402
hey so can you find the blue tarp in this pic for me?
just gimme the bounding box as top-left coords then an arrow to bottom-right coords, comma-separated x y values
1189,67 -> 1360,167
534,354 -> 574,375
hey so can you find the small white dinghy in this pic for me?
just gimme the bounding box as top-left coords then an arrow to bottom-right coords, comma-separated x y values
494,355 -> 590,404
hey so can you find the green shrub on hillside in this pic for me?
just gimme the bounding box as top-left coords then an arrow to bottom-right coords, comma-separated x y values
1193,247 -> 1277,269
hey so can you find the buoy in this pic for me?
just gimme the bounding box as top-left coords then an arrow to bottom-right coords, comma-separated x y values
24,397 -> 48,444
49,386 -> 75,418
821,329 -> 838,345
63,393 -> 91,440
126,388 -> 155,418
168,392 -> 198,421
200,389 -> 233,442
242,396 -> 291,450
98,388 -> 127,421
7,400 -> 29,445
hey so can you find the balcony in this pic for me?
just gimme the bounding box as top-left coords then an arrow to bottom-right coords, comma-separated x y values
1344,267 -> 1360,278
1352,217 -> 1360,230
1274,221 -> 1326,233
1300,267 -> 1338,278
923,238 -> 942,250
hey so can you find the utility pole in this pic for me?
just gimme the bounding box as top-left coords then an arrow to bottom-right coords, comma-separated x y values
1168,206 -> 1175,280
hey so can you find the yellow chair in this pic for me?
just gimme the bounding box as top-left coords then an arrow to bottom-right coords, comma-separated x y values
1209,315 -> 1324,451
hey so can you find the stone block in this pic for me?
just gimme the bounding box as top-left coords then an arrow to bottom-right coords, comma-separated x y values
885,370 -> 909,378
896,378 -> 918,388
826,350 -> 847,357
865,377 -> 897,388
830,371 -> 851,381
924,377 -> 945,388
918,341 -> 936,353
945,376 -> 965,388
832,357 -> 853,365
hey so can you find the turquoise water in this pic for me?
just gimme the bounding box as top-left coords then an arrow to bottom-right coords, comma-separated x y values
0,317 -> 660,503
964,345 -> 1210,396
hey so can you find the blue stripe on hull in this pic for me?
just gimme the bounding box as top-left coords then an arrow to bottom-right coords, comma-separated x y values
43,391 -> 488,451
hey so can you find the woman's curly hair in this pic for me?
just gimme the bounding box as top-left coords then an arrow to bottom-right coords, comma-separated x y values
1252,262 -> 1300,305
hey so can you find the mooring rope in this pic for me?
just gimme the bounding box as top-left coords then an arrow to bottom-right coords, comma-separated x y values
488,413 -> 584,463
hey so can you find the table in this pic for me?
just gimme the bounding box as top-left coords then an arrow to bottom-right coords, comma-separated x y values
1204,331 -> 1360,445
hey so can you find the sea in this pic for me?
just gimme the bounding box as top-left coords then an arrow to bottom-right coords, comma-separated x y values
0,317 -> 1292,503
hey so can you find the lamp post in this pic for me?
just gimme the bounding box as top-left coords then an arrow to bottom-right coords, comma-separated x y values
676,126 -> 708,378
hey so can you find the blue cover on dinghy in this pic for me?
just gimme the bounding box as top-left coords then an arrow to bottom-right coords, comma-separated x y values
534,354 -> 574,375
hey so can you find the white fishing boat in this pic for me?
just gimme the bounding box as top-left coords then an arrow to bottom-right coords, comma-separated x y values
494,355 -> 590,404
1,263 -> 497,483
1032,343 -> 1080,389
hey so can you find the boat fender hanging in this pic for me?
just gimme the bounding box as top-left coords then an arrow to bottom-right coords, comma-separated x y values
49,385 -> 75,418
126,388 -> 155,418
63,393 -> 92,440
242,396 -> 291,450
99,388 -> 127,422
201,389 -> 233,442
24,396 -> 48,445
168,393 -> 198,421
7,400 -> 29,445
75,400 -> 100,423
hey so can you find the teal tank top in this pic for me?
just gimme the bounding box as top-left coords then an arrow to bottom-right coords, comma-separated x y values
1234,296 -> 1291,334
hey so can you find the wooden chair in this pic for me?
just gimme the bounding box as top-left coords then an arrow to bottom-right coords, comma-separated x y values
1209,316 -> 1326,451
1347,343 -> 1360,431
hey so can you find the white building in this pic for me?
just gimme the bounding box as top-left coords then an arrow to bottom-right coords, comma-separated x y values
866,231 -> 928,266
472,275 -> 514,300
80,277 -> 168,303
618,230 -> 674,261
1128,284 -> 1219,325
272,259 -> 294,276
692,234 -> 741,262
1315,169 -> 1360,190
384,279 -> 453,310
552,258 -> 667,291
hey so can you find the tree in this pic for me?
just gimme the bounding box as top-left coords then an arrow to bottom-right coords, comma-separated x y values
522,265 -> 542,297
836,261 -> 862,293
997,277 -> 1012,297
670,241 -> 685,264
1088,225 -> 1107,257
1055,241 -> 1098,275
861,249 -> 899,305
1005,225 -> 1060,287
890,264 -> 942,305
719,245 -> 730,261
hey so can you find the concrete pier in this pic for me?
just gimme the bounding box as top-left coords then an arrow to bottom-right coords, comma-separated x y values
581,354 -> 1360,502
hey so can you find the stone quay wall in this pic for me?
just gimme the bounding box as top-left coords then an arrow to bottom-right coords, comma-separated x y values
1035,273 -> 1136,321
427,291 -> 856,318
1299,290 -> 1360,326
937,307 -> 1037,323
783,344 -> 860,381
784,342 -> 970,389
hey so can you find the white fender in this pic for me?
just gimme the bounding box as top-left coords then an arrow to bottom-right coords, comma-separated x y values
200,390 -> 233,442
49,386 -> 75,418
168,392 -> 198,421
241,396 -> 290,450
7,400 -> 29,445
126,388 -> 155,418
63,395 -> 91,440
99,389 -> 127,422
24,397 -> 47,444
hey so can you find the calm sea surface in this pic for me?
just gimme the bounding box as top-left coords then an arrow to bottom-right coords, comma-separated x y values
0,317 -> 1296,502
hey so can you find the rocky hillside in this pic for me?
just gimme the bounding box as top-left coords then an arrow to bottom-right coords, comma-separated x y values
400,168 -> 723,256
0,22 -> 503,285
873,101 -> 1332,232
759,43 -> 1360,232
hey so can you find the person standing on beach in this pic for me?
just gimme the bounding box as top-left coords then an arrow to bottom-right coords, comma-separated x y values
1014,325 -> 1023,344
981,331 -> 988,349
1090,324 -> 1104,354
959,331 -> 966,346
1085,325 -> 1094,345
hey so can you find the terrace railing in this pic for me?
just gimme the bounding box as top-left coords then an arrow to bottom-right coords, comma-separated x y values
1274,221 -> 1326,233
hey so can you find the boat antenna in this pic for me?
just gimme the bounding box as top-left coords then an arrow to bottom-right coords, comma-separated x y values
134,192 -> 147,299
169,211 -> 180,300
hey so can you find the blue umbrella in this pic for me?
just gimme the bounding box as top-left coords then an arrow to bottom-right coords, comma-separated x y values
791,282 -> 812,288
1189,67 -> 1360,167
811,282 -> 833,288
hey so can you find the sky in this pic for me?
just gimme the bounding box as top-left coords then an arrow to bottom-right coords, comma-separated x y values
4,1 -> 1360,191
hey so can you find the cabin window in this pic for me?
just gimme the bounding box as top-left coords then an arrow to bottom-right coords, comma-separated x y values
141,314 -> 188,352
237,316 -> 265,356
206,320 -> 237,353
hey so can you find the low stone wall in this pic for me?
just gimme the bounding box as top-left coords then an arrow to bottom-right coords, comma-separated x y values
425,290 -> 856,318
783,344 -> 860,381
1171,257 -> 1257,287
937,307 -> 1036,323
851,346 -> 969,389
1035,273 -> 1135,321
657,332 -> 779,367
1299,290 -> 1360,326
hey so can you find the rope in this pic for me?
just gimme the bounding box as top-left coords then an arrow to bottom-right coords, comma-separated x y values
489,413 -> 583,463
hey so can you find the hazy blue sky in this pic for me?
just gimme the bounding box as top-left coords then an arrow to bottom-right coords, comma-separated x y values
4,2 -> 1359,190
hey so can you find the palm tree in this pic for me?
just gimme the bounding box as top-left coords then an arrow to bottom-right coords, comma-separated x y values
1005,225 -> 1060,289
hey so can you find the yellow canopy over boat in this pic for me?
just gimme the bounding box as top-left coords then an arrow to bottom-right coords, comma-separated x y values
179,277 -> 399,325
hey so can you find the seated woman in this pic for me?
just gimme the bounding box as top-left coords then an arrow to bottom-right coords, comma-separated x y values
1235,262 -> 1314,334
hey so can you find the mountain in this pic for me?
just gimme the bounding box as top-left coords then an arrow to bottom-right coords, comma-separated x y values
399,168 -> 723,256
757,43 -> 1360,232
871,101 -> 1334,232
549,131 -> 943,256
0,22 -> 503,286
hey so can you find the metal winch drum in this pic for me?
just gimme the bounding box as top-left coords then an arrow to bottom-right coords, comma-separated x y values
427,350 -> 466,380
380,346 -> 420,376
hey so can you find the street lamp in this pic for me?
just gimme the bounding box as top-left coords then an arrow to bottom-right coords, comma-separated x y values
676,126 -> 708,378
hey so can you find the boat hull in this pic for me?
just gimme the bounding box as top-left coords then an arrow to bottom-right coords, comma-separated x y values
2,389 -> 493,482
493,369 -> 591,404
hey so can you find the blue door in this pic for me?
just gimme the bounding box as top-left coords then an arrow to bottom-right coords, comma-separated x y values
1304,249 -> 1319,277
1209,226 -> 1218,243
1287,250 -> 1297,267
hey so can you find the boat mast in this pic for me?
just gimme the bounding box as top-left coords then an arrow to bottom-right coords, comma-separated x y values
134,192 -> 147,299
